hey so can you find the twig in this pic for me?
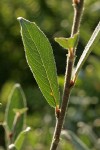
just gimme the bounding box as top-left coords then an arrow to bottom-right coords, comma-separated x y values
50,1 -> 84,150
71,0 -> 84,36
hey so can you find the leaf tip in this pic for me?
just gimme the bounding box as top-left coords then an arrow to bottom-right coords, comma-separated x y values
9,144 -> 15,149
54,37 -> 60,43
25,126 -> 31,132
17,17 -> 27,25
17,17 -> 24,22
15,83 -> 21,88
54,37 -> 57,41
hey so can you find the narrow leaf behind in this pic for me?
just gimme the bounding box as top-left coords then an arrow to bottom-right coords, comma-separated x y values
75,22 -> 100,78
62,130 -> 90,150
18,17 -> 60,108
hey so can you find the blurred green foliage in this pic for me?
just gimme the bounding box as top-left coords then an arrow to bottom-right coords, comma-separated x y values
0,0 -> 100,149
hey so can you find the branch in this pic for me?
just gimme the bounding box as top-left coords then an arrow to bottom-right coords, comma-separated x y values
50,0 -> 84,150
71,0 -> 84,36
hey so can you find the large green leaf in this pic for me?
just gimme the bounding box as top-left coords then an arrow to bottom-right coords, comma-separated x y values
55,33 -> 79,50
5,84 -> 26,141
18,17 -> 60,108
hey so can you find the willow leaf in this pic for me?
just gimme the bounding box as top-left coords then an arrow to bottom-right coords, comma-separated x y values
55,33 -> 79,50
14,127 -> 31,150
18,17 -> 60,108
5,84 -> 26,141
75,21 -> 100,77
9,127 -> 31,150
62,130 -> 90,150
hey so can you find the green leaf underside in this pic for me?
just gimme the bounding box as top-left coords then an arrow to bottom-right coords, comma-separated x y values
18,17 -> 60,108
14,127 -> 31,150
55,33 -> 79,50
5,84 -> 26,141
9,127 -> 31,150
75,21 -> 100,77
